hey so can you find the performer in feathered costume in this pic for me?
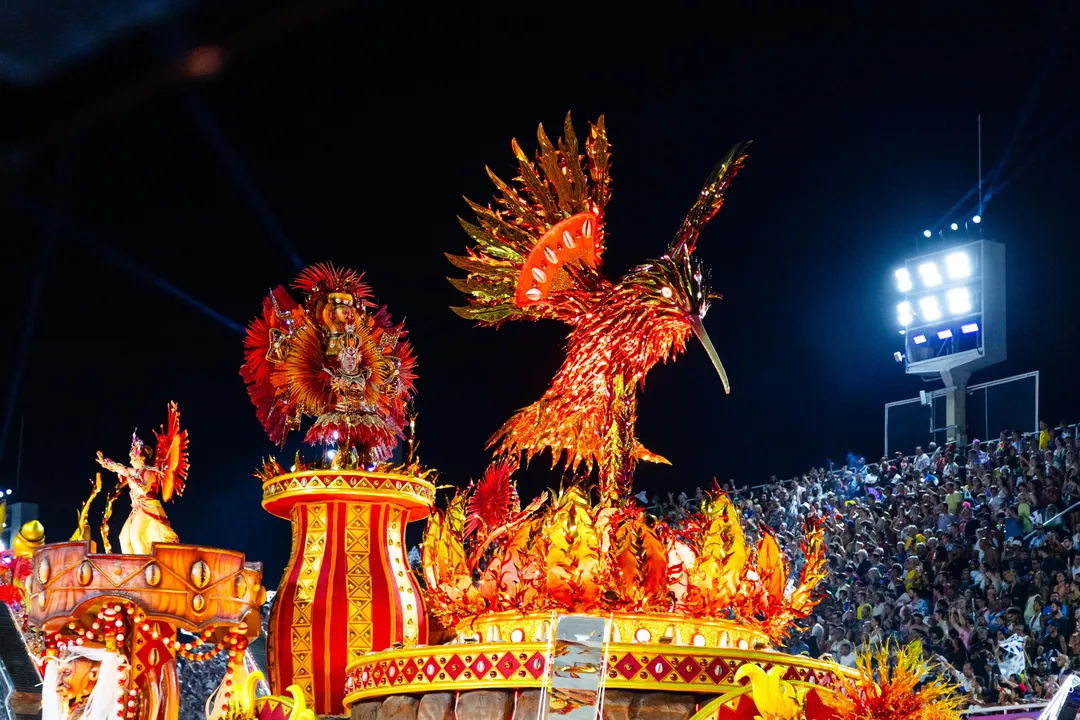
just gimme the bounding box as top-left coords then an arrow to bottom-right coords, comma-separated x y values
96,402 -> 189,554
241,263 -> 416,465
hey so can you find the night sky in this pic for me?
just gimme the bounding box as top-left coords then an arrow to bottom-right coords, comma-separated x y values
2,4 -> 1079,585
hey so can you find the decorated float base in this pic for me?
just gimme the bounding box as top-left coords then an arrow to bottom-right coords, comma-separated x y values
28,541 -> 265,720
345,641 -> 857,720
453,612 -> 773,651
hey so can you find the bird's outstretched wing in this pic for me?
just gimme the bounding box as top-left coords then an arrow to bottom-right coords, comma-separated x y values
153,401 -> 190,502
670,142 -> 751,255
448,113 -> 613,325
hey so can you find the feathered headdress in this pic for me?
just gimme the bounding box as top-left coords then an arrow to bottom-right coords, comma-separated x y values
129,430 -> 144,458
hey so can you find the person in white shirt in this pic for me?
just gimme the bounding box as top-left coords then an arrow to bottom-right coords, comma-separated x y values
914,446 -> 931,473
942,453 -> 959,480
837,641 -> 857,668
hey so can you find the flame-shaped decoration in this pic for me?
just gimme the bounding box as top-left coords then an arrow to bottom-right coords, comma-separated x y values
823,641 -> 964,720
421,479 -> 827,643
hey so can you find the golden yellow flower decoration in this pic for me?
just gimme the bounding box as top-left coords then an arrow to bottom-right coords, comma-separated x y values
733,663 -> 808,720
222,671 -> 316,720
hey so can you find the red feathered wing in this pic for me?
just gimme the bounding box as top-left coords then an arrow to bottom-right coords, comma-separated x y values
241,287 -> 302,445
154,401 -> 190,502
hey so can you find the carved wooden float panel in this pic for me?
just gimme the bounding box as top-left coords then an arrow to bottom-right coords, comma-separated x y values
27,542 -> 265,636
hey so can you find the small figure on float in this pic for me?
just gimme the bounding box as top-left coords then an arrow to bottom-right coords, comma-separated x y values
94,402 -> 189,554
41,629 -> 131,720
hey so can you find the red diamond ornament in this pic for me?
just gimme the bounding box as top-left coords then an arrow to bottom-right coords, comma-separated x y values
469,654 -> 494,679
704,657 -> 729,684
675,656 -> 702,683
524,652 -> 547,679
645,655 -> 674,681
444,655 -> 466,681
497,652 -> 522,678
615,653 -> 643,679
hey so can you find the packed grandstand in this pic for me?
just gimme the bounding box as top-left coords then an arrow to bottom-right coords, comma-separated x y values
703,420 -> 1080,707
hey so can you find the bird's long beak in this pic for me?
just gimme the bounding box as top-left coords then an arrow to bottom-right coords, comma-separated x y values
690,316 -> 730,394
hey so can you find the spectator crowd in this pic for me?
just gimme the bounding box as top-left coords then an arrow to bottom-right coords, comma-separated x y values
642,419 -> 1080,707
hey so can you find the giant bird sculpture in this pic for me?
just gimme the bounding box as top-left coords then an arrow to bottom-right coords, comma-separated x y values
448,113 -> 749,503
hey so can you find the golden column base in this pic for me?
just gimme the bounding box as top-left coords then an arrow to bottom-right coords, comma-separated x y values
261,468 -> 434,715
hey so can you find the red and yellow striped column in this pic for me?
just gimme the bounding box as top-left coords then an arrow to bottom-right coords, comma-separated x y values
261,469 -> 434,715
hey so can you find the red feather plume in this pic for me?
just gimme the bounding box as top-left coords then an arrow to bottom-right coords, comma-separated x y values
465,459 -> 519,539
241,287 -> 303,444
0,584 -> 22,606
292,262 -> 372,304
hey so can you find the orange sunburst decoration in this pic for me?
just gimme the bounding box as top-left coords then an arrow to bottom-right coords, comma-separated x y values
824,641 -> 965,720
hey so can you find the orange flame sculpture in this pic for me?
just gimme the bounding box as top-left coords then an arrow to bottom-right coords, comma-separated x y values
422,473 -> 827,645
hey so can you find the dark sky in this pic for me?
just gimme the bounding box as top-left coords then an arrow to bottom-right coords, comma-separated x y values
2,4 -> 1079,585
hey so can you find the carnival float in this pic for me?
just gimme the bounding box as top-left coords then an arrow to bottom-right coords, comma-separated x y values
8,113 -> 967,720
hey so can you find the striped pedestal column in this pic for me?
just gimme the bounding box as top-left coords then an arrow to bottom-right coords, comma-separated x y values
262,469 -> 434,715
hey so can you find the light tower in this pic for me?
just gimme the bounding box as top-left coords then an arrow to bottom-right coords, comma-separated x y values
892,235 -> 1006,444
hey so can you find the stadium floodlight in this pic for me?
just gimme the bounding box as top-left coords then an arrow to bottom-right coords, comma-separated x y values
919,295 -> 942,321
972,215 -> 981,224
950,223 -> 959,231
895,268 -> 913,292
923,229 -> 932,237
946,287 -> 972,314
897,301 -> 915,326
918,262 -> 943,287
944,251 -> 971,279
889,239 -> 1006,448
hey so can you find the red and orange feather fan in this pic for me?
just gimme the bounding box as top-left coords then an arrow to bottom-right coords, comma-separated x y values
153,401 -> 190,502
